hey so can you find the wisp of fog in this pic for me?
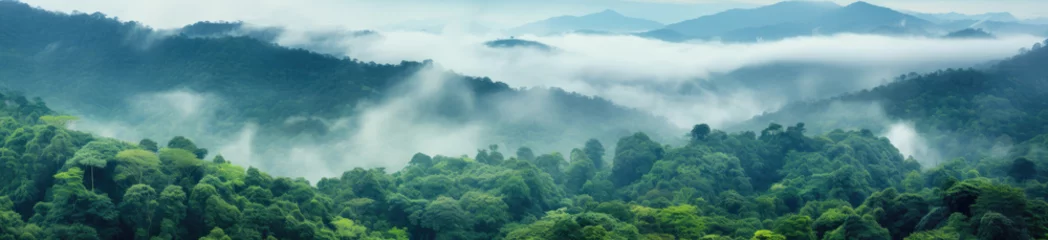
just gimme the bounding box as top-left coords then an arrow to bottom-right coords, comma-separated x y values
68,24 -> 1044,181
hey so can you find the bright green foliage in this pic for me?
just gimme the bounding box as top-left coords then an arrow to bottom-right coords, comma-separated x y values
38,115 -> 78,128
199,228 -> 232,240
68,139 -> 130,190
114,149 -> 161,186
0,197 -> 29,239
582,225 -> 610,240
751,230 -> 786,240
203,196 -> 240,230
773,215 -> 815,240
654,205 -> 706,239
458,191 -> 510,232
904,229 -> 961,240
505,209 -> 639,240
167,136 -> 208,160
5,99 -> 1048,240
46,168 -> 120,238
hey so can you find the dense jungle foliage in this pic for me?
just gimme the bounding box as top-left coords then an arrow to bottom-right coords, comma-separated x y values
4,84 -> 1048,240
3,1 -> 1048,240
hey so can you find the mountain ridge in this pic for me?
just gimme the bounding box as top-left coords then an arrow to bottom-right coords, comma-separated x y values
510,9 -> 664,35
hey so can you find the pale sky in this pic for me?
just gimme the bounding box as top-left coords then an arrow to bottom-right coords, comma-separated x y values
18,0 -> 1048,30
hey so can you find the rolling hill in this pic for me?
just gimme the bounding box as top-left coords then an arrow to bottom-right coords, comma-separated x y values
509,9 -> 664,36
0,1 -> 677,174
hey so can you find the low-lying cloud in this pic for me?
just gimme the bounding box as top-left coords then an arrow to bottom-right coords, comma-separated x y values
65,29 -> 1043,177
281,31 -> 1040,128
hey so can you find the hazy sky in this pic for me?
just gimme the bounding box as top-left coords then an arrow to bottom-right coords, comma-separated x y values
19,0 -> 1048,30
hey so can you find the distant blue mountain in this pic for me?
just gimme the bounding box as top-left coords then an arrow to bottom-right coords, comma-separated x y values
651,1 -> 936,42
510,9 -> 664,35
662,1 -> 841,38
906,11 -> 1019,24
938,20 -> 1048,36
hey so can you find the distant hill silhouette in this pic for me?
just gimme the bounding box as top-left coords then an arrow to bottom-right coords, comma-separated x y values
511,9 -> 663,35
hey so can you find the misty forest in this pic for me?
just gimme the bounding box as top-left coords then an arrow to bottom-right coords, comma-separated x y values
3,0 -> 1048,239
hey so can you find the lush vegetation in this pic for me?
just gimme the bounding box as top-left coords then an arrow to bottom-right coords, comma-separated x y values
3,85 -> 1048,239
748,38 -> 1048,162
4,1 -> 1048,240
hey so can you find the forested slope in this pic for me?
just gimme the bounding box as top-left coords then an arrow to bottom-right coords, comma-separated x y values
0,1 -> 675,165
2,88 -> 1048,239
747,39 -> 1048,161
3,1 -> 1048,240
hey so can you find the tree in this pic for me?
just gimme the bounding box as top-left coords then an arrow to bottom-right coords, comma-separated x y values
245,167 -> 273,188
971,184 -> 1027,225
582,225 -> 610,240
487,144 -> 504,165
46,224 -> 100,240
690,124 -> 711,142
47,168 -> 120,238
0,196 -> 28,239
211,154 -> 226,164
158,185 -> 187,228
752,230 -> 787,240
203,196 -> 240,230
534,153 -> 568,184
160,148 -> 203,186
69,139 -> 128,190
167,136 -> 208,159
115,149 -> 161,185
566,149 -> 597,193
119,184 -> 158,240
593,201 -> 633,222
584,139 -> 605,169
774,215 -> 815,240
139,139 -> 159,153
499,174 -> 532,216
517,147 -> 535,161
420,196 -> 471,237
409,153 -> 432,167
475,149 -> 491,165
331,217 -> 368,239
976,212 -> 1021,240
655,205 -> 705,239
611,133 -> 663,187
199,227 -> 232,240
458,191 -> 510,232
1008,157 -> 1036,181
822,215 -> 890,240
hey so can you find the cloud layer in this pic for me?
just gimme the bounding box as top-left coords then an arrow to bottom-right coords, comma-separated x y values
295,31 -> 1041,128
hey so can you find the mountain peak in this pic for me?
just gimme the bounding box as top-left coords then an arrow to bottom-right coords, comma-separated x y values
590,9 -> 623,17
769,1 -> 840,8
845,1 -> 880,9
511,8 -> 661,35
